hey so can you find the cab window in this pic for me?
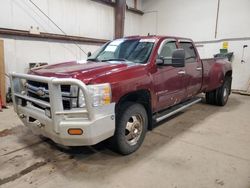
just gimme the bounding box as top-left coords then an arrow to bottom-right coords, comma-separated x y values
159,41 -> 177,64
179,42 -> 197,63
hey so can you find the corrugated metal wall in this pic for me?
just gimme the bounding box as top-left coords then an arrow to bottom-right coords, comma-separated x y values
0,0 -> 115,39
0,0 -> 143,89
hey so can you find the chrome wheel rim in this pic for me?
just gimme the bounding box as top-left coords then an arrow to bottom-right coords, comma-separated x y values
125,114 -> 144,146
223,86 -> 228,102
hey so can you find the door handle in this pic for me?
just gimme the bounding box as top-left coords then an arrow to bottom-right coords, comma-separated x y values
178,70 -> 186,75
196,67 -> 202,71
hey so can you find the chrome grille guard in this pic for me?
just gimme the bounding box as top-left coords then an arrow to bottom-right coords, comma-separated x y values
10,73 -> 95,130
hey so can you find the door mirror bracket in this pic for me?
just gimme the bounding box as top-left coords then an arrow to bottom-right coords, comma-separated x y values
156,57 -> 164,65
87,52 -> 92,57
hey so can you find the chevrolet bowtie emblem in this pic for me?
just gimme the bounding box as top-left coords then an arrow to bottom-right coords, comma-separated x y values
36,88 -> 46,97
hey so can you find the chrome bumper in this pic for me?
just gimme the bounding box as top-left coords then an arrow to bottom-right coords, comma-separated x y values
10,73 -> 115,146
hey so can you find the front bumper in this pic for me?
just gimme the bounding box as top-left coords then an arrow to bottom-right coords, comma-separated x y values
10,73 -> 115,146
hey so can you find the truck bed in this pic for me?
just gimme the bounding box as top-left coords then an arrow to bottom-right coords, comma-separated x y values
201,57 -> 231,92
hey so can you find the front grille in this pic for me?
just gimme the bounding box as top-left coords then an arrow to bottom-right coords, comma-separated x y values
28,80 -> 48,89
63,100 -> 71,109
27,81 -> 73,110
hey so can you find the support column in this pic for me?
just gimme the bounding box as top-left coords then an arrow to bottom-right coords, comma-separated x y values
115,0 -> 126,39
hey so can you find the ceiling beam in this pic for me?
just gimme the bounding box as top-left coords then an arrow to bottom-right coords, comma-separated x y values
0,28 -> 109,45
91,0 -> 115,7
127,6 -> 143,15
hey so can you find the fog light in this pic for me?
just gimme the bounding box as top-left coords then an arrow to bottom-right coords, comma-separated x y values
68,128 -> 83,135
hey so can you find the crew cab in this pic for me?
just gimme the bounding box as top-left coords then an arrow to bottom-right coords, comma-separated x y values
10,35 -> 232,155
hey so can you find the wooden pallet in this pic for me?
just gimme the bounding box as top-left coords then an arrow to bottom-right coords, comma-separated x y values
0,40 -> 6,107
247,79 -> 250,93
232,90 -> 250,96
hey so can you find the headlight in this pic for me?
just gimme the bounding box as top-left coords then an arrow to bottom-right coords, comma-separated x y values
77,83 -> 111,107
78,89 -> 85,107
70,86 -> 79,108
87,83 -> 112,107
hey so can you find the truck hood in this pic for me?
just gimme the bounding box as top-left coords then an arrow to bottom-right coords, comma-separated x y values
29,60 -> 140,84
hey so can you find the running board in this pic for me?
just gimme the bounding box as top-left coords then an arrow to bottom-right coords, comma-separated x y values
155,97 -> 202,123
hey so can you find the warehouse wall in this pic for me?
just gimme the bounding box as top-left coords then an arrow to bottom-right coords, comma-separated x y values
0,0 -> 143,89
0,0 -> 115,39
0,0 -> 114,75
141,0 -> 250,90
141,0 -> 218,41
4,0 -> 248,91
197,41 -> 250,91
125,0 -> 143,36
124,11 -> 142,36
126,0 -> 142,10
3,38 -> 99,74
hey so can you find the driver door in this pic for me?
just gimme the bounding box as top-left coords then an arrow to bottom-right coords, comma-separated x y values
153,39 -> 187,111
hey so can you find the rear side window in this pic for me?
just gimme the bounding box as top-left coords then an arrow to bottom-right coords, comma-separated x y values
179,42 -> 197,63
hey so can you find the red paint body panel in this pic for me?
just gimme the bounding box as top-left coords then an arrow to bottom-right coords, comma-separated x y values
201,58 -> 232,91
29,36 -> 232,113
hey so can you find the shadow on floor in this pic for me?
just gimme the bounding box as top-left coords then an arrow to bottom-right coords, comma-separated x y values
14,96 -> 242,180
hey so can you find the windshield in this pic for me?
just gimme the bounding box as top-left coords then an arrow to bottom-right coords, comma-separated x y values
88,39 -> 155,64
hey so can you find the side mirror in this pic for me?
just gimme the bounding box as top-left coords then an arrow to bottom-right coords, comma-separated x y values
156,58 -> 164,65
171,49 -> 185,67
87,52 -> 92,57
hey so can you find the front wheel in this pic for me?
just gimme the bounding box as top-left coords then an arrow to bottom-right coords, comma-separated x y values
110,102 -> 148,155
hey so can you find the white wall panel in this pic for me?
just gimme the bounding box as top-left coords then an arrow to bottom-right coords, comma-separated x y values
141,0 -> 250,90
126,0 -> 142,10
2,37 -> 100,89
218,0 -> 250,38
15,39 -> 50,73
197,41 -> 250,90
0,0 -> 12,29
12,0 -> 49,32
3,38 -> 100,73
0,0 -> 115,90
0,0 -> 142,90
3,38 -> 16,77
124,12 -> 142,36
141,0 -> 218,41
0,0 -> 114,39
126,0 -> 134,8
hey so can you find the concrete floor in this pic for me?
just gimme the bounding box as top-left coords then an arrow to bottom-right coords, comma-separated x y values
0,93 -> 250,188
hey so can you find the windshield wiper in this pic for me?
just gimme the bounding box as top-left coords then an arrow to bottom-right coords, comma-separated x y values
101,58 -> 127,62
87,58 -> 99,62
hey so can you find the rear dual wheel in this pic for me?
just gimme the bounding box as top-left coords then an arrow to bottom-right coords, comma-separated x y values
206,77 -> 231,106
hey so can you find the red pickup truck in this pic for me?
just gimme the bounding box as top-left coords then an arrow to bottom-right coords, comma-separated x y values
10,35 -> 232,155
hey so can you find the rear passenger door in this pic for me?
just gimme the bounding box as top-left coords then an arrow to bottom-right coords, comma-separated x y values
179,41 -> 202,98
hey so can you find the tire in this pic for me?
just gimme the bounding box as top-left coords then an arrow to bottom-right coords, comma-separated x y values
215,77 -> 231,106
205,77 -> 231,106
205,90 -> 216,105
110,102 -> 148,155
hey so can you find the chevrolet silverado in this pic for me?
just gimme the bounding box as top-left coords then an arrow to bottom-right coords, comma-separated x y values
10,35 -> 232,155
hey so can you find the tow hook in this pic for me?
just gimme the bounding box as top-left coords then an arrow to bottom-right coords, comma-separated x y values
34,120 -> 44,128
19,114 -> 25,119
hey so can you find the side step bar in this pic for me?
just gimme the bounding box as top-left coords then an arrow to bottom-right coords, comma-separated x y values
155,97 -> 202,123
